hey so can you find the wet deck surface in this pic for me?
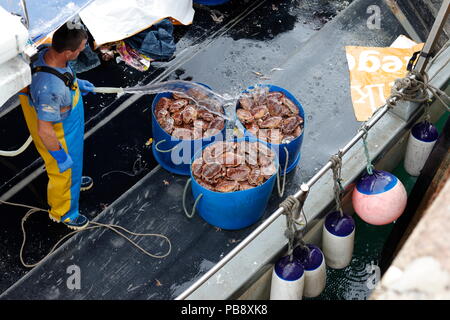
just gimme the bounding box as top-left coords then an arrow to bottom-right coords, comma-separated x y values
0,0 -> 408,299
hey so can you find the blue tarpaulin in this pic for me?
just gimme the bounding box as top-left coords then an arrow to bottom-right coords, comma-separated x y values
0,0 -> 94,42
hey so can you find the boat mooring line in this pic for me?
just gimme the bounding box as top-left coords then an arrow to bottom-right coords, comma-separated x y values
0,0 -> 268,202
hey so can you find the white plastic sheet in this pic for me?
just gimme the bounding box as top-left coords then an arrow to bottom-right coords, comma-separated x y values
79,0 -> 195,46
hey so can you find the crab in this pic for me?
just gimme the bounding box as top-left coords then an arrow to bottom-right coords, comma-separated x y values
238,95 -> 254,111
172,127 -> 193,140
181,105 -> 197,124
248,168 -> 264,185
197,108 -> 215,122
236,91 -> 304,144
260,163 -> 277,179
281,116 -> 301,134
237,109 -> 254,124
226,164 -> 251,181
192,141 -> 277,193
215,180 -> 240,193
155,93 -> 227,140
258,116 -> 283,129
251,105 -> 270,120
281,96 -> 299,115
160,117 -> 174,134
201,161 -> 223,183
155,97 -> 172,112
169,98 -> 189,113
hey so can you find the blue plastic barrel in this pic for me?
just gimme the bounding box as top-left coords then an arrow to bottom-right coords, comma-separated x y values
237,84 -> 305,175
193,0 -> 231,5
151,84 -> 226,176
190,136 -> 278,230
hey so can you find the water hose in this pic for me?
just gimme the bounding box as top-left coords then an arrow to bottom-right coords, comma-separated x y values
92,87 -> 125,94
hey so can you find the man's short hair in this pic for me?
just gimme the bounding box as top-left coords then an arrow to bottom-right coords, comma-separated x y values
52,23 -> 88,53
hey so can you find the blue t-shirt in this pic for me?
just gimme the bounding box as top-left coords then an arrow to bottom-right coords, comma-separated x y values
30,48 -> 74,122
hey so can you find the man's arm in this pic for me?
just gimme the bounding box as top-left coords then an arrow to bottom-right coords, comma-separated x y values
37,119 -> 60,151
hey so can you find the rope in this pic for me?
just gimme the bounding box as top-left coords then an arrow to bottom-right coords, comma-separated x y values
182,178 -> 203,219
279,196 -> 299,259
360,126 -> 374,175
0,200 -> 172,269
101,155 -> 147,178
279,189 -> 308,259
0,136 -> 33,157
389,70 -> 450,112
330,153 -> 344,217
276,147 -> 289,198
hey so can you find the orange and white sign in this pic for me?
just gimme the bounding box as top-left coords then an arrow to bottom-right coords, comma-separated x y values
346,36 -> 423,121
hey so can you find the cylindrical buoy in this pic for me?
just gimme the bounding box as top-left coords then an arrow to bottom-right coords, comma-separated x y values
293,244 -> 326,298
270,255 -> 304,300
322,211 -> 355,269
404,121 -> 438,176
352,170 -> 407,225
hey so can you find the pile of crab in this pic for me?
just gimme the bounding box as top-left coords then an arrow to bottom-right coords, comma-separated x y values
192,140 -> 278,193
154,92 -> 225,140
237,89 -> 304,144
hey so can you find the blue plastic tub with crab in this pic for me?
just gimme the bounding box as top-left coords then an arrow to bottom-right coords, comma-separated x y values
151,83 -> 226,176
237,84 -> 305,175
184,136 -> 279,230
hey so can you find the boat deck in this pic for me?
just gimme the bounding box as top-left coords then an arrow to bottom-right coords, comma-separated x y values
1,0 -> 443,299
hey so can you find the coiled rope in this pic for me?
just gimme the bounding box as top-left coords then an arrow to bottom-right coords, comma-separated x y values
0,200 -> 172,268
389,70 -> 450,111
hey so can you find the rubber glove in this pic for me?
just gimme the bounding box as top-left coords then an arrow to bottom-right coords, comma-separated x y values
77,79 -> 96,96
48,146 -> 73,173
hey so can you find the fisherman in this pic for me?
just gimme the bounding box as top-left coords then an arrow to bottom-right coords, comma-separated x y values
18,22 -> 96,230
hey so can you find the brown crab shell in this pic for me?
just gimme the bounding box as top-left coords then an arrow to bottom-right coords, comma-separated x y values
260,163 -> 277,179
226,164 -> 251,182
172,111 -> 183,126
160,117 -> 174,134
171,127 -> 193,140
197,108 -> 215,122
155,97 -> 172,112
267,129 -> 283,144
258,116 -> 283,129
208,117 -> 225,131
169,99 -> 189,113
238,96 -> 254,111
281,96 -> 299,115
197,178 -> 215,190
281,116 -> 300,135
267,98 -> 283,116
215,179 -> 240,193
238,182 -> 254,191
237,109 -> 254,124
201,162 -> 222,180
251,105 -> 270,120
182,105 -> 198,124
192,158 -> 204,178
248,168 -> 264,186
217,152 -> 245,167
156,108 -> 170,122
